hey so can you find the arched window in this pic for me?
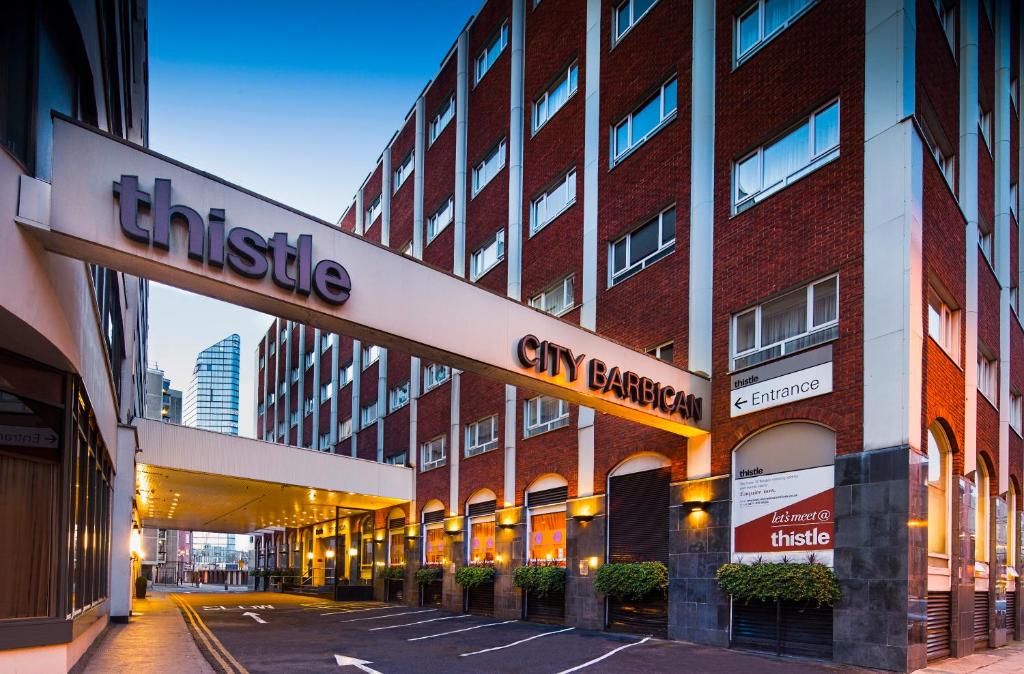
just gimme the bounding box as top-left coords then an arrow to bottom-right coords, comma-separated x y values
421,500 -> 446,565
525,474 -> 569,564
1008,484 -> 1019,572
926,425 -> 952,557
388,509 -> 406,565
975,460 -> 991,564
466,489 -> 497,563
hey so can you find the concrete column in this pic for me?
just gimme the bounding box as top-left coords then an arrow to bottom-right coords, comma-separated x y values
382,145 -> 392,248
296,324 -> 305,448
454,31 -> 469,277
377,348 -> 387,462
312,328 -> 322,450
565,496 -> 605,629
355,187 -> 365,237
410,358 -> 420,469
261,333 -> 269,440
994,0 -> 1011,494
450,372 -> 461,513
961,0 -> 980,475
283,321 -> 292,445
111,425 -> 139,621
329,334 -> 340,450
413,96 -> 426,259
351,340 -> 361,457
274,319 -> 282,442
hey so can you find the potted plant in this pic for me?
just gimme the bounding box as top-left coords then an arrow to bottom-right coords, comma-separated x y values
134,573 -> 148,599
512,564 -> 566,598
415,565 -> 443,586
377,564 -> 406,581
454,564 -> 496,590
594,561 -> 668,601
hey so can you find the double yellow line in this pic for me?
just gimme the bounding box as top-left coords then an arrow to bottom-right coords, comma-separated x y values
171,594 -> 250,674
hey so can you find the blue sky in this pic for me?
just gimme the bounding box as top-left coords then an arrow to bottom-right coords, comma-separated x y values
147,0 -> 475,436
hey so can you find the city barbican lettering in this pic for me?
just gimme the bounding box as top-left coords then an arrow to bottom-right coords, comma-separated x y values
112,175 -> 352,305
515,334 -> 703,421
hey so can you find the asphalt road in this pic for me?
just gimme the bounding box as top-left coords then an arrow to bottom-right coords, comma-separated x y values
171,591 -> 864,674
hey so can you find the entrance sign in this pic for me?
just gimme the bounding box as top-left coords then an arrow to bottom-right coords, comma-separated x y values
0,424 -> 59,449
731,422 -> 835,565
20,117 -> 709,435
730,346 -> 832,417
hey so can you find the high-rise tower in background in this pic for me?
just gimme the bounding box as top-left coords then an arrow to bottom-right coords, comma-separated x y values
145,366 -> 183,424
184,334 -> 241,435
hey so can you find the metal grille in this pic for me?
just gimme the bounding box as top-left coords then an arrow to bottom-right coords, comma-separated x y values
389,518 -> 406,531
1007,591 -> 1017,633
974,591 -> 989,645
731,600 -> 833,659
421,580 -> 442,607
526,486 -> 569,509
467,582 -> 494,615
608,595 -> 668,638
926,591 -> 951,661
609,467 -> 670,564
467,500 -> 497,518
422,510 -> 445,525
525,588 -> 565,624
387,578 -> 404,602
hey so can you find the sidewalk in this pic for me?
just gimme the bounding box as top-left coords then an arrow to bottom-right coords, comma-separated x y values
73,591 -> 213,674
919,641 -> 1024,674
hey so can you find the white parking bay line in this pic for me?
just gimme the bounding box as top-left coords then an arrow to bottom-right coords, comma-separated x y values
339,609 -> 437,622
321,606 -> 401,616
407,620 -> 517,642
459,627 -> 575,657
554,636 -> 651,673
369,614 -> 470,631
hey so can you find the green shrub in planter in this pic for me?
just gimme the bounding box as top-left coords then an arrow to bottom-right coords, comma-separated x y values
377,564 -> 406,581
454,565 -> 496,589
715,561 -> 841,608
512,565 -> 566,598
415,566 -> 443,586
593,562 -> 668,600
134,574 -> 148,599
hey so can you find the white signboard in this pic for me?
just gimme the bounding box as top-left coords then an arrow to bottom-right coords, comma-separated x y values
730,346 -> 833,418
0,424 -> 59,449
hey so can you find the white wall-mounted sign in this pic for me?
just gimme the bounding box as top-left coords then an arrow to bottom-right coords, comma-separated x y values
730,346 -> 833,417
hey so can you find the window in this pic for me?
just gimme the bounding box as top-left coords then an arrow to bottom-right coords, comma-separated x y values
734,100 -> 839,211
393,151 -> 414,192
385,452 -> 407,466
389,380 -> 410,412
304,352 -> 314,369
529,511 -> 566,563
401,240 -> 413,256
530,169 -> 576,235
339,360 -> 354,387
472,139 -> 507,195
524,396 -> 570,438
317,382 -> 332,402
427,197 -> 454,242
318,433 -> 331,451
465,415 -> 499,457
267,392 -> 276,406
530,275 -> 574,317
259,355 -> 265,369
735,0 -> 816,62
979,220 -> 994,265
976,461 -> 991,564
1012,285 -> 1020,316
420,436 -> 447,471
609,206 -> 675,286
339,417 -> 353,440
1010,392 -> 1022,435
1009,488 -> 1019,571
281,329 -> 289,343
424,527 -> 445,564
613,0 -> 659,41
1012,78 -> 1019,112
303,397 -> 314,415
471,229 -> 505,280
389,522 -> 405,565
429,95 -> 455,144
977,351 -> 997,404
534,63 -> 578,132
279,381 -> 287,395
364,194 -> 382,226
979,103 -> 992,151
360,400 -> 379,429
927,425 -> 951,556
932,0 -> 955,51
278,421 -> 286,437
647,341 -> 674,363
362,344 -> 380,369
422,363 -> 451,392
290,410 -> 299,426
920,116 -> 955,187
1011,183 -> 1018,222
291,367 -> 299,383
475,22 -> 509,84
612,78 -> 677,164
927,289 -> 960,362
321,333 -> 331,353
731,275 -> 838,370
269,342 -> 276,356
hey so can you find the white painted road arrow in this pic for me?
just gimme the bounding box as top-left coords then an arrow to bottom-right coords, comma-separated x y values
242,612 -> 267,624
334,654 -> 382,674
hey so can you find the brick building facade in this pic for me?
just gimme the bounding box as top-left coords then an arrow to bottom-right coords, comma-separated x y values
252,1 -> 1024,670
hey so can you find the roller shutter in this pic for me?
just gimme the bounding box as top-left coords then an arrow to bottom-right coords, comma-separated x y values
926,591 -> 951,661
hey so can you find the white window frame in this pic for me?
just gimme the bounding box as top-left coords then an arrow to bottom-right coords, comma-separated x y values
465,415 -> 500,457
393,151 -> 414,193
291,367 -> 299,383
389,380 -> 410,413
472,139 -> 507,196
304,352 -> 314,369
320,382 -> 332,401
361,400 -> 379,429
611,77 -> 677,165
730,274 -> 839,371
267,392 -> 275,406
475,22 -> 509,84
613,0 -> 660,43
339,360 -> 354,388
733,99 -> 840,212
734,0 -> 817,65
339,417 -> 353,440
608,205 -> 676,287
420,435 -> 447,471
977,351 -> 997,405
979,103 -> 993,152
365,193 -> 382,226
320,333 -> 331,353
530,169 -> 576,236
290,410 -> 299,427
269,342 -> 276,356
427,196 -> 454,243
259,355 -> 265,369
422,363 -> 451,393
362,344 -> 381,369
318,432 -> 331,451
533,62 -> 578,133
429,95 -> 455,145
470,229 -> 505,281
979,221 -> 994,267
646,341 -> 674,363
529,275 -> 575,317
1011,392 -> 1023,436
1011,183 -> 1018,222
524,396 -> 570,438
303,396 -> 314,416
1012,78 -> 1019,113
932,0 -> 955,52
385,452 -> 407,466
928,288 -> 961,363
401,240 -> 413,256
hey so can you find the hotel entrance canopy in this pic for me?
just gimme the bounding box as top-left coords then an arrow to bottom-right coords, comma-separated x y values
17,116 -> 710,437
134,419 -> 411,533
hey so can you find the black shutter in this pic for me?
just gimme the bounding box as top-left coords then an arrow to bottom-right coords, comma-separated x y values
467,582 -> 494,615
389,518 -> 406,531
1006,591 -> 1016,633
526,486 -> 569,508
926,591 -> 952,660
467,500 -> 497,518
974,591 -> 989,645
525,588 -> 565,624
609,467 -> 670,564
422,510 -> 445,525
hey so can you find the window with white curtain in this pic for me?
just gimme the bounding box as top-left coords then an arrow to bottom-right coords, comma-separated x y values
303,397 -> 314,415
360,400 -> 379,429
470,229 -> 505,280
927,289 -> 960,362
530,169 -> 576,235
734,100 -> 839,211
735,0 -> 816,63
420,436 -> 447,471
977,351 -> 997,404
429,95 -> 455,144
465,415 -> 499,457
423,363 -> 451,393
319,432 -> 331,451
1010,392 -> 1022,435
524,396 -> 570,438
731,275 -> 838,370
609,206 -> 675,286
473,139 -> 507,196
427,197 -> 454,242
475,22 -> 509,84
534,63 -> 578,132
389,380 -> 410,413
394,151 -> 414,192
529,275 -> 574,317
612,78 -> 677,164
339,417 -> 353,440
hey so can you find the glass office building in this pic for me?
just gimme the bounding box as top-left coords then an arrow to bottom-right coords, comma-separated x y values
184,334 -> 240,435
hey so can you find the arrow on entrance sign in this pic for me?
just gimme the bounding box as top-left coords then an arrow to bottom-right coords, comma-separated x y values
334,655 -> 382,674
734,397 -> 747,410
242,612 -> 267,624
